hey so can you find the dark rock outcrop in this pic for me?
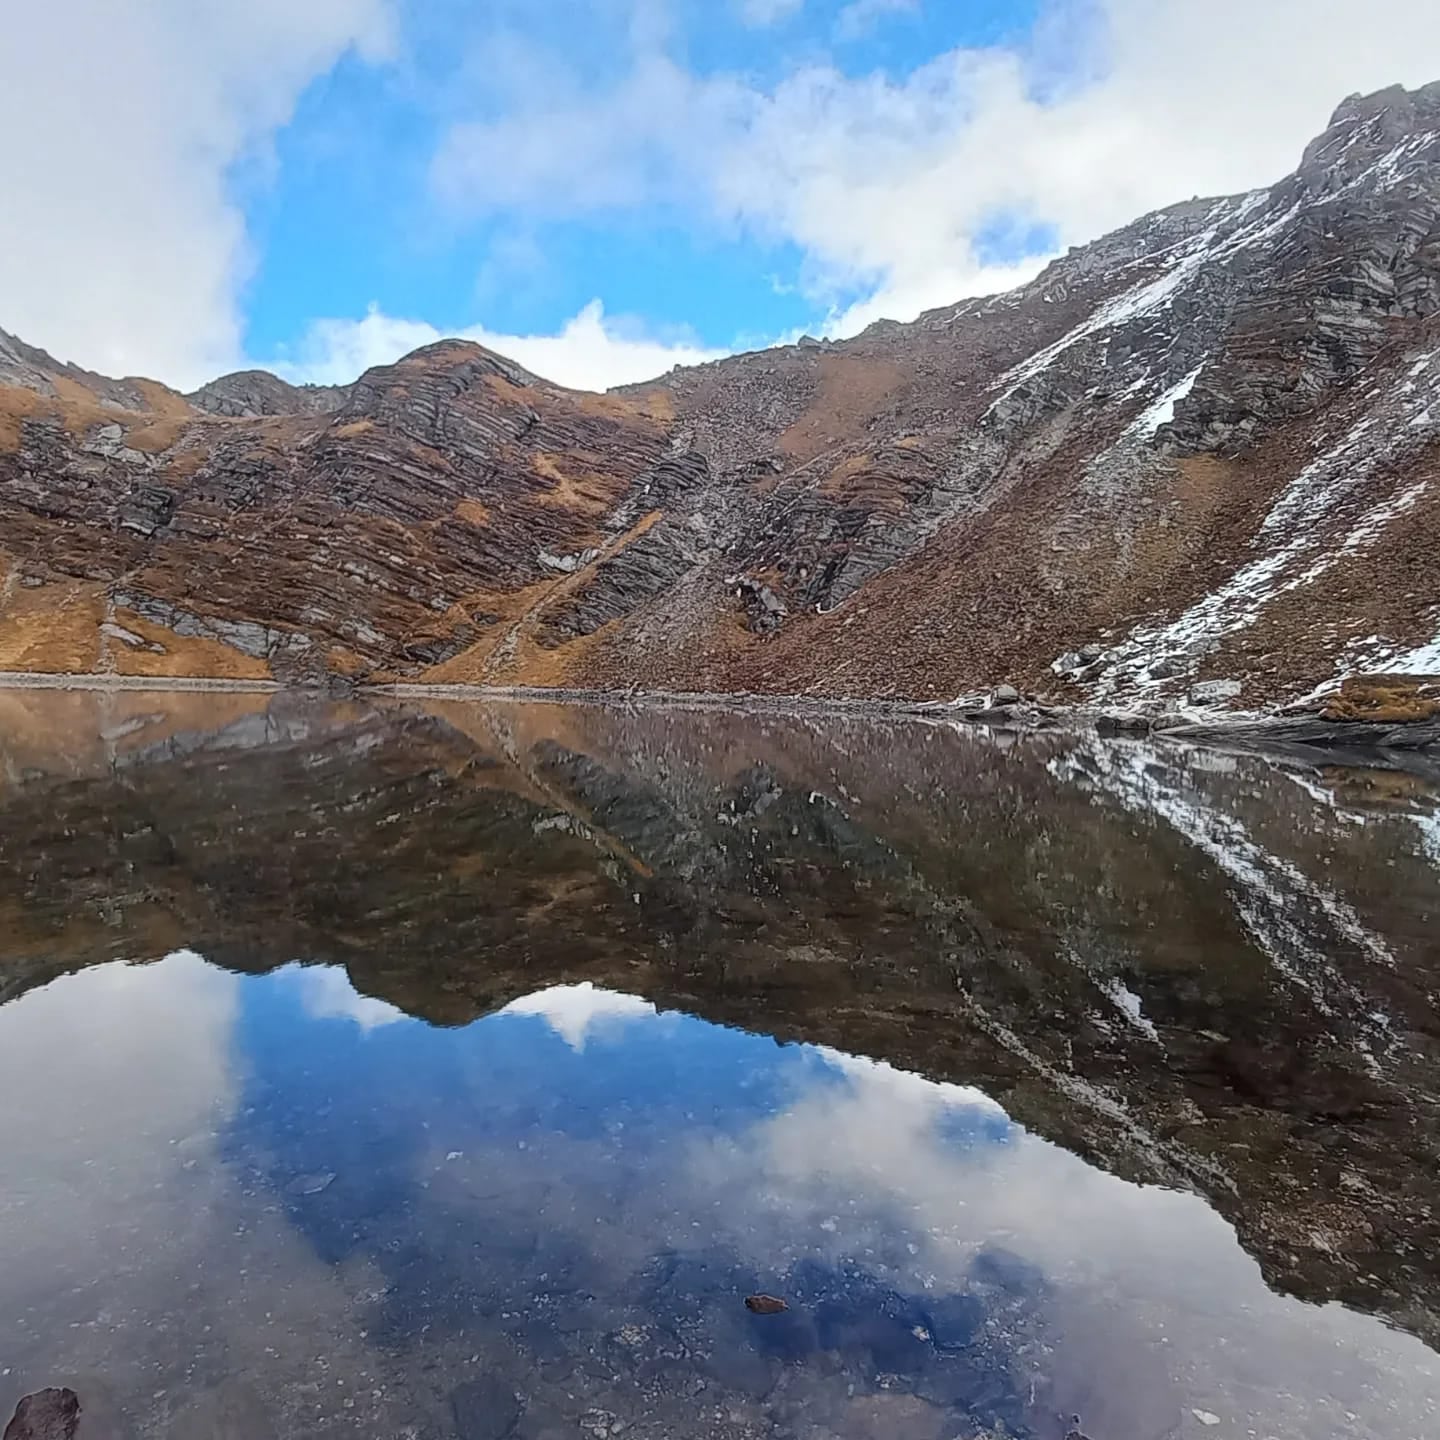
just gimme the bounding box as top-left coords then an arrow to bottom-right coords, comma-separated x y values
187,370 -> 349,419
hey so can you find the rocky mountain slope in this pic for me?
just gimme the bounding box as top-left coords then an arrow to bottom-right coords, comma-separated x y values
1,83 -> 1438,706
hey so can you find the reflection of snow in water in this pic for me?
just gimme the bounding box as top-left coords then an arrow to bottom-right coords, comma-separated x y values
1100,976 -> 1161,1042
1052,741 -> 1396,1036
1280,769 -> 1440,873
501,981 -> 659,1050
1417,812 -> 1440,869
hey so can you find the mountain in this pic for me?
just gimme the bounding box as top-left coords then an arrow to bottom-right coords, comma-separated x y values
1,83 -> 1438,706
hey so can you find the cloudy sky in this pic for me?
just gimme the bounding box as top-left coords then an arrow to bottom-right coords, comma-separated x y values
3,0 -> 1437,392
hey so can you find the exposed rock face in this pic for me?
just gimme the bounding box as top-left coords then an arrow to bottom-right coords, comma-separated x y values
1,84 -> 1439,703
187,369 -> 350,419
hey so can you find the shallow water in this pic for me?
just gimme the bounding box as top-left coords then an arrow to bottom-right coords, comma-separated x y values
0,691 -> 1438,1439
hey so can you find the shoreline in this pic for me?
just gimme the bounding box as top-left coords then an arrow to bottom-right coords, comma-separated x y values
0,672 -> 282,693
1,671 -> 1435,759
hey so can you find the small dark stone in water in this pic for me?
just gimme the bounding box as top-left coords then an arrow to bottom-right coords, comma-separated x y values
450,1377 -> 522,1440
744,1294 -> 788,1314
4,1389 -> 81,1440
1065,1414 -> 1093,1440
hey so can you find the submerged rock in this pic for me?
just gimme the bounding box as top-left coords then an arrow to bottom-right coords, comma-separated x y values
285,1170 -> 335,1196
450,1377 -> 523,1440
3,1390 -> 80,1440
744,1293 -> 789,1315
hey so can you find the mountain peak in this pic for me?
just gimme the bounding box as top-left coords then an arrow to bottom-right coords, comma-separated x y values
1327,79 -> 1440,131
187,369 -> 349,420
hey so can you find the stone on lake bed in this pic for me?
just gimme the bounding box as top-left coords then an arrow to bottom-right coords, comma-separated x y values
451,1377 -> 523,1440
744,1293 -> 789,1314
3,1389 -> 81,1440
286,1171 -> 335,1196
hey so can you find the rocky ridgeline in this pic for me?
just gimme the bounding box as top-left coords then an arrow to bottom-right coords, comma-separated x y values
0,84 -> 1437,709
187,369 -> 350,419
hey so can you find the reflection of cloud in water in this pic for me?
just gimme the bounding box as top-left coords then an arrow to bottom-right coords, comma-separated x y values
283,961 -> 407,1031
0,955 -> 448,1437
4,962 -> 1433,1439
686,1030 -> 1440,1437
501,981 -> 659,1050
0,950 -> 239,1299
813,1045 -> 1008,1118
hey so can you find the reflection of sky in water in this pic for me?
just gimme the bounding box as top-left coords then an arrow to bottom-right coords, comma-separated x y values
0,955 -> 1436,1440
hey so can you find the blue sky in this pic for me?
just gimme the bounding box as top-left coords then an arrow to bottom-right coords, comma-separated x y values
241,0 -> 1046,366
3,0 -> 1434,390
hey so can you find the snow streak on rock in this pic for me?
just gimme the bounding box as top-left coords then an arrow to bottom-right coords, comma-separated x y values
1122,364 -> 1206,441
1093,344 -> 1440,698
985,256 -> 1202,414
1100,976 -> 1161,1042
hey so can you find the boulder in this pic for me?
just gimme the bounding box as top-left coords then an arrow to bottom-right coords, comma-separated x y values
4,1390 -> 80,1440
1095,711 -> 1153,735
450,1378 -> 523,1440
1189,679 -> 1244,705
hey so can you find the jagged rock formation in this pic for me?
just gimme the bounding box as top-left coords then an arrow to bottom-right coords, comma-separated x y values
1,85 -> 1439,703
187,369 -> 350,419
1,692 -> 1438,1350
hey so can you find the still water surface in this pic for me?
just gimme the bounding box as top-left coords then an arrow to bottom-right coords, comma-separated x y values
0,691 -> 1437,1439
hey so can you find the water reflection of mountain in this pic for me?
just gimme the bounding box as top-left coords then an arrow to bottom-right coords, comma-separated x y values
1,690 -> 1437,1352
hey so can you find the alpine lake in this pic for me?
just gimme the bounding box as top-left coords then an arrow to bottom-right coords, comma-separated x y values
1,690 -> 1437,1440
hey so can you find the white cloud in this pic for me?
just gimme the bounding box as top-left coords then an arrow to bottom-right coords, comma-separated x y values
737,0 -> 806,27
433,0 -> 1440,338
10,0 -> 1439,396
280,299 -> 728,391
0,0 -> 393,390
500,982 -> 658,1050
286,962 -> 407,1031
834,0 -> 918,42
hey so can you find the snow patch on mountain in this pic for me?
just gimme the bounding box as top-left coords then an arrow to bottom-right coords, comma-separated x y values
1100,976 -> 1161,1042
1123,365 -> 1206,441
1091,343 -> 1440,697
